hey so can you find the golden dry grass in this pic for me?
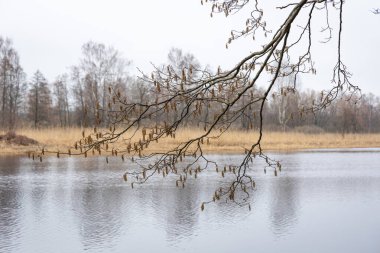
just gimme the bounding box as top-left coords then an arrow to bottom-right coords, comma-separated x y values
0,127 -> 81,155
1,127 -> 380,155
148,129 -> 380,153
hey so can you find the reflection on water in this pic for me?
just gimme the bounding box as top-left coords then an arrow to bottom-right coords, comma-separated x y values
1,150 -> 380,253
72,184 -> 124,250
151,181 -> 201,243
0,157 -> 23,253
269,177 -> 299,236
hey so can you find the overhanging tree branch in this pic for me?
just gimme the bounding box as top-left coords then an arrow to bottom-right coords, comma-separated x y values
36,0 -> 360,209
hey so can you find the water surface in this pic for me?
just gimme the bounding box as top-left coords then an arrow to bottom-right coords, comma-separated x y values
1,149 -> 380,253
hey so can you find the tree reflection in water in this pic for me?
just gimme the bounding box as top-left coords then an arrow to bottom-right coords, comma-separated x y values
0,157 -> 23,253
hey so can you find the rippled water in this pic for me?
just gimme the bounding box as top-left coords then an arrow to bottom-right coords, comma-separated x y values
1,149 -> 380,253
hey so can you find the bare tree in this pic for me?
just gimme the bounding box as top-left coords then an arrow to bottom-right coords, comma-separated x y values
27,71 -> 52,128
271,63 -> 301,131
0,37 -> 26,130
71,66 -> 87,127
41,1 -> 363,208
167,48 -> 201,77
70,41 -> 131,127
53,74 -> 70,127
166,48 -> 202,126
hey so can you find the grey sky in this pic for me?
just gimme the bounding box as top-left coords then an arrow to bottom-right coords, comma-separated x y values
0,0 -> 379,95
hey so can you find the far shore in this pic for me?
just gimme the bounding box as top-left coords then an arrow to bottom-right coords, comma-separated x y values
1,127 -> 380,156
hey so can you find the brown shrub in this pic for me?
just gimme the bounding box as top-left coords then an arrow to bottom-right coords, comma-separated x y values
0,131 -> 38,146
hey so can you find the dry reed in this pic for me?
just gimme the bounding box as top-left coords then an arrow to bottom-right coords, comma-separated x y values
1,127 -> 380,155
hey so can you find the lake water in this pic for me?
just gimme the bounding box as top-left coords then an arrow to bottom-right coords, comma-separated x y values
1,149 -> 380,253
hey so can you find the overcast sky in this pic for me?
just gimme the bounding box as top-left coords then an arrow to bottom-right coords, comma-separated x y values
0,0 -> 379,95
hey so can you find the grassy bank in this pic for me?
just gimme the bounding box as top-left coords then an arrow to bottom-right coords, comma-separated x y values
1,127 -> 380,155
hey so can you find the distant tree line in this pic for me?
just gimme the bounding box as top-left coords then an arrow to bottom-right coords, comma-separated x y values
0,36 -> 379,133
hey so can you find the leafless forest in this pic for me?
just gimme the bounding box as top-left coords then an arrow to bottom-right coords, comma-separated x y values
0,38 -> 379,134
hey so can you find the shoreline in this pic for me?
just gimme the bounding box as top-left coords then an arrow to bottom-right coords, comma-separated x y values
2,147 -> 380,158
1,128 -> 380,156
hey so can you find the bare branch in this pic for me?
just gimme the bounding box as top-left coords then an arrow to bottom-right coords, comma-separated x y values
33,0 -> 360,208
